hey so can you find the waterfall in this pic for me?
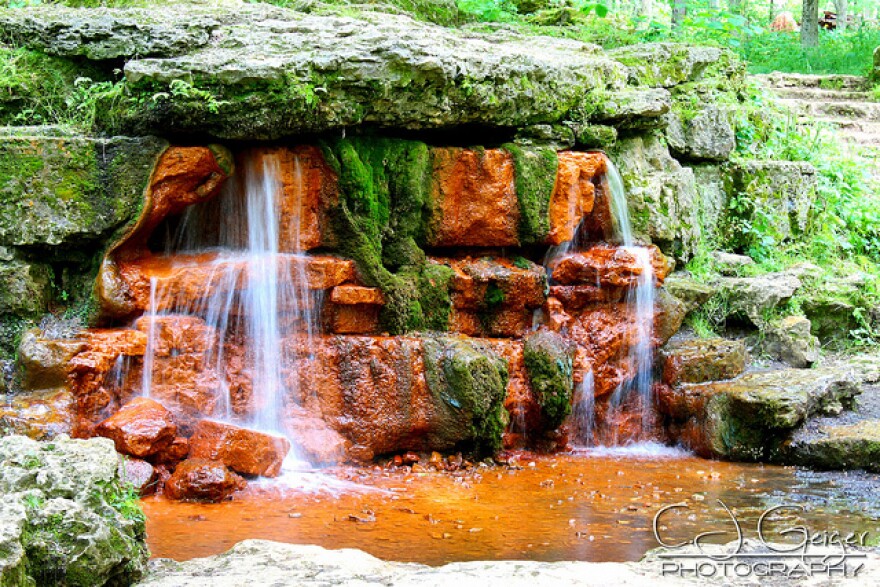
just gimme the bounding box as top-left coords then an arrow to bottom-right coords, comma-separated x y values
604,159 -> 656,444
571,364 -> 595,445
137,150 -> 320,466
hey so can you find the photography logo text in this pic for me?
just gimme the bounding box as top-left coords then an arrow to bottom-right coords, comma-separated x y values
653,500 -> 869,579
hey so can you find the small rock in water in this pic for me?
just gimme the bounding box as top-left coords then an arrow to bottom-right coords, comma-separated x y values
402,452 -> 420,465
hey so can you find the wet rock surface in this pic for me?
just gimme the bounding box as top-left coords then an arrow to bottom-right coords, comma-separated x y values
95,397 -> 178,458
660,366 -> 861,460
659,337 -> 747,385
164,458 -> 246,502
188,420 -> 291,478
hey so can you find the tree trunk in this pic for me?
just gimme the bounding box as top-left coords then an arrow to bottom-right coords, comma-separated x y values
835,0 -> 848,31
639,0 -> 653,22
672,0 -> 686,29
801,0 -> 819,47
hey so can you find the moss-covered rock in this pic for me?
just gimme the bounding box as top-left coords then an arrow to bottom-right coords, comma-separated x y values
720,160 -> 817,251
523,330 -> 575,430
0,260 -> 50,316
609,133 -> 699,261
609,43 -> 744,90
502,143 -> 558,245
0,132 -> 166,248
661,367 -> 860,460
789,420 -> 880,473
422,336 -> 509,456
321,136 -> 452,333
0,435 -> 148,586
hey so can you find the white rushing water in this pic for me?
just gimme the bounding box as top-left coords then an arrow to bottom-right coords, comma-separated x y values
543,155 -> 658,447
604,159 -> 656,444
138,151 -> 320,467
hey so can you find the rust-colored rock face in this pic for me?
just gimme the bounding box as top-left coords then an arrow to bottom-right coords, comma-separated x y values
35,140 -> 691,461
259,145 -> 338,252
189,420 -> 291,477
428,148 -> 519,247
547,152 -> 606,246
94,397 -> 178,458
164,458 -> 246,502
550,244 -> 671,288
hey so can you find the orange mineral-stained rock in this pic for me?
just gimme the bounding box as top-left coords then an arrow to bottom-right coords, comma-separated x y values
120,146 -> 232,252
550,244 -> 671,288
253,145 -> 337,253
164,458 -> 246,502
330,285 -> 384,306
113,253 -> 357,314
94,397 -> 178,458
427,148 -> 519,247
189,420 -> 291,477
547,152 -> 606,246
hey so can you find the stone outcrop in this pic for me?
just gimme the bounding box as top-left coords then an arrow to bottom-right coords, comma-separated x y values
0,4 -> 628,139
136,538 -> 880,586
0,435 -> 148,587
763,315 -> 820,368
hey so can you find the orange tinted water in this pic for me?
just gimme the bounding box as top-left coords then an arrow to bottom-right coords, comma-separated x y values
142,450 -> 880,564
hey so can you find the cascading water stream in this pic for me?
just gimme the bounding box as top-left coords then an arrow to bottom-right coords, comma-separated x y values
604,159 -> 656,444
137,150 -> 321,468
543,154 -> 658,446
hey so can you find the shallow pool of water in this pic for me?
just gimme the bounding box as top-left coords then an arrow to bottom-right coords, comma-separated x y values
142,449 -> 880,564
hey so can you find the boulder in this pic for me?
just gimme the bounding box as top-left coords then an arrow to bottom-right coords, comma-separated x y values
608,43 -> 741,88
608,133 -> 700,261
660,338 -> 747,385
659,367 -> 860,460
665,103 -> 735,161
16,329 -> 86,390
523,330 -> 575,430
594,88 -> 671,128
95,397 -> 178,458
711,271 -> 801,326
0,435 -> 148,586
661,273 -> 716,313
0,388 -> 75,440
763,315 -> 820,368
723,161 -> 817,244
550,245 -> 671,288
422,336 -> 509,456
0,259 -> 51,316
0,133 -> 167,247
653,288 -> 687,346
119,458 -> 158,495
427,148 -> 519,247
284,414 -> 349,466
164,458 -> 246,502
789,420 -> 880,472
188,421 -> 291,477
710,251 -> 754,276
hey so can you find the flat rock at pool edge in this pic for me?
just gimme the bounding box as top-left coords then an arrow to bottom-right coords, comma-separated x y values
95,397 -> 178,458
164,458 -> 246,502
188,420 -> 291,477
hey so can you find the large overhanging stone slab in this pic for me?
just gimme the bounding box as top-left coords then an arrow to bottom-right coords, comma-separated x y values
1,3 -> 628,139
